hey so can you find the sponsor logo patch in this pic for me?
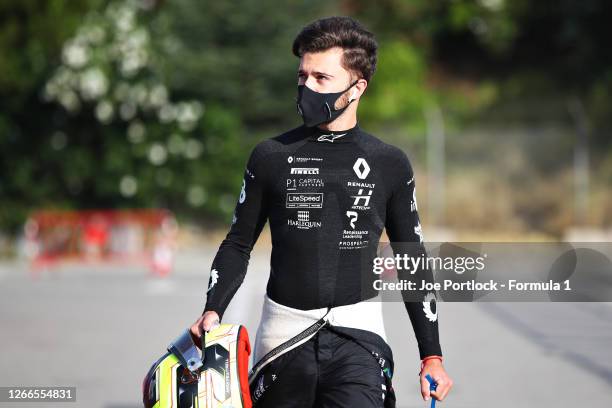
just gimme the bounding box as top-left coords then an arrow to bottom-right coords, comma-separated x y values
286,193 -> 324,208
290,167 -> 319,175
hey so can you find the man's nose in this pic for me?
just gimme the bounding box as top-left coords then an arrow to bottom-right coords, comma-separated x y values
303,77 -> 317,90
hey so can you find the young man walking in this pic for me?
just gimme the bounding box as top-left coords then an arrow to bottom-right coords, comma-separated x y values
192,16 -> 453,407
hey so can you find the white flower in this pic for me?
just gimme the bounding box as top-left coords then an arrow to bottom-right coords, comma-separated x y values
127,121 -> 146,143
62,41 -> 89,69
187,186 -> 207,207
95,100 -> 114,123
184,139 -> 203,159
148,143 -> 168,166
79,67 -> 108,100
119,175 -> 138,197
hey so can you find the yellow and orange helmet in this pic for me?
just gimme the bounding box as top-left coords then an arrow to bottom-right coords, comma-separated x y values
142,324 -> 252,408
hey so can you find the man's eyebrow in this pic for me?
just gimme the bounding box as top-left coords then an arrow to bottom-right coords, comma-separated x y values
297,69 -> 334,78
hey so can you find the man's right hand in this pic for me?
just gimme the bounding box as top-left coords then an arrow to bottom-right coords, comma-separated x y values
190,311 -> 221,347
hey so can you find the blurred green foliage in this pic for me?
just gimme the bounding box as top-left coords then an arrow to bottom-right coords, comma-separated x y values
0,0 -> 610,235
353,0 -> 612,131
0,0 -> 329,233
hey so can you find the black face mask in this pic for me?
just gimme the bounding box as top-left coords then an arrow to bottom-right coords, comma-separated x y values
296,79 -> 359,127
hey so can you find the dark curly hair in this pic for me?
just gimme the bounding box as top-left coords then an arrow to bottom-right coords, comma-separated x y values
292,16 -> 378,83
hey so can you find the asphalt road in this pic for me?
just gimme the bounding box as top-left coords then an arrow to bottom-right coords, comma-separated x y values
1,243 -> 611,408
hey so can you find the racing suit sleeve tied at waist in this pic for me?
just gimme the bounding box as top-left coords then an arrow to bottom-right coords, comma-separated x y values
252,292 -> 388,364
248,293 -> 396,407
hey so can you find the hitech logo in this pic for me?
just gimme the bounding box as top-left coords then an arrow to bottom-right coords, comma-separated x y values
351,189 -> 373,209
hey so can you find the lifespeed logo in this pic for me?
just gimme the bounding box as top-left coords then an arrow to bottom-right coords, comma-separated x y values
286,193 -> 323,208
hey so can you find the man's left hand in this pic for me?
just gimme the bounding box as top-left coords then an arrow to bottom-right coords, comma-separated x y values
420,359 -> 453,402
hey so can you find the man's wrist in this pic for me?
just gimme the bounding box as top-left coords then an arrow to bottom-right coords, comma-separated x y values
202,307 -> 220,318
419,355 -> 443,375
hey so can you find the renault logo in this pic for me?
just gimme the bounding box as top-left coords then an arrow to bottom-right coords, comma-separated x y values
353,158 -> 370,179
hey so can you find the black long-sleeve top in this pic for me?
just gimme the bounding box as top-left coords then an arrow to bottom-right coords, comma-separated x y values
204,122 -> 442,359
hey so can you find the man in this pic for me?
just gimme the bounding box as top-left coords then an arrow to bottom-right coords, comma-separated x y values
191,16 -> 453,407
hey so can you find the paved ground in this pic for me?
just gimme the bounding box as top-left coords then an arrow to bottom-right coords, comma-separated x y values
0,243 -> 611,408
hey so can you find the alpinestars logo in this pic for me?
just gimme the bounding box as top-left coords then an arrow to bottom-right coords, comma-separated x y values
353,158 -> 370,179
346,211 -> 358,229
317,133 -> 346,142
207,269 -> 219,292
351,189 -> 372,210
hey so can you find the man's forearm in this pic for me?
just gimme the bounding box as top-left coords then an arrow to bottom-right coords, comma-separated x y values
203,238 -> 251,321
203,142 -> 270,321
395,242 -> 443,359
403,300 -> 442,359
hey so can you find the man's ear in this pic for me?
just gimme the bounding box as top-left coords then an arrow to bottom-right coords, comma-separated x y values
350,79 -> 367,102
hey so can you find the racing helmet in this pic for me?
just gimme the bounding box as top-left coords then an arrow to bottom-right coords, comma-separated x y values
142,324 -> 252,408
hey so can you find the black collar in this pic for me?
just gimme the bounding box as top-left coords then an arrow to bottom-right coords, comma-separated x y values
306,122 -> 361,143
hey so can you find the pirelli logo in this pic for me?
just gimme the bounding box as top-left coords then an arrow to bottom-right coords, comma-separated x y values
290,167 -> 319,175
286,193 -> 324,208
